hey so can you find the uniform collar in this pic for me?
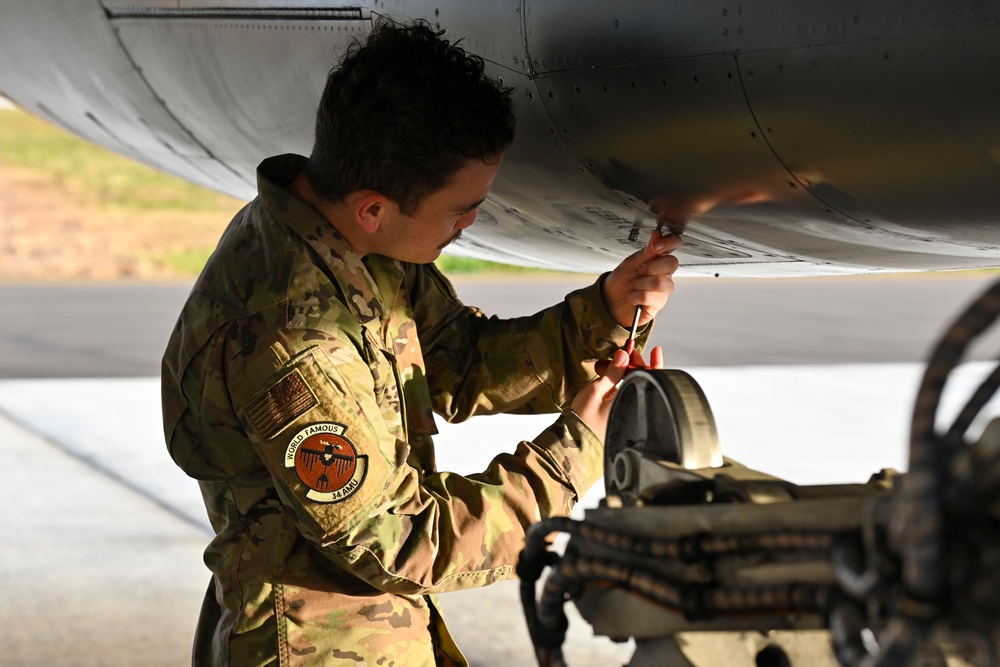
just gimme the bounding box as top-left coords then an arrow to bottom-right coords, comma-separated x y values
256,154 -> 400,326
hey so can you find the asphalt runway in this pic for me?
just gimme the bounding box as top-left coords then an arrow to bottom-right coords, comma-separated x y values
2,272 -> 999,378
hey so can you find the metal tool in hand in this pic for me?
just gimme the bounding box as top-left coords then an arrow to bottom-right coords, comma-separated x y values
624,305 -> 641,356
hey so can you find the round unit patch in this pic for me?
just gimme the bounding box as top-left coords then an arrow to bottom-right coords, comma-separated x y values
284,422 -> 368,503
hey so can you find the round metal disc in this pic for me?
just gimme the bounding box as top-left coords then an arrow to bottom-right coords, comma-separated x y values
605,369 -> 722,498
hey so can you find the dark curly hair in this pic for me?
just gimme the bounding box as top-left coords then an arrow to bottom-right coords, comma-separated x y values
304,19 -> 515,215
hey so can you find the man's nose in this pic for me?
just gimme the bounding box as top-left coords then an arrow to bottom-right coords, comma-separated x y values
456,208 -> 478,229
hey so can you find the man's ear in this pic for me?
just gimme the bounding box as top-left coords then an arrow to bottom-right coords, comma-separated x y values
354,192 -> 391,235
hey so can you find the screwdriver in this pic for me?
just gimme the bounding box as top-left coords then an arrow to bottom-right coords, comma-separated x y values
623,305 -> 641,357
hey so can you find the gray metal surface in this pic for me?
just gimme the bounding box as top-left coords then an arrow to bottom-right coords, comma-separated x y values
109,11 -> 371,183
2,274 -> 999,379
1,1 -> 999,275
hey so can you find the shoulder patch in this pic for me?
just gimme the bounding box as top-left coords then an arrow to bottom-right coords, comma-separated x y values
284,422 -> 368,503
245,368 -> 318,441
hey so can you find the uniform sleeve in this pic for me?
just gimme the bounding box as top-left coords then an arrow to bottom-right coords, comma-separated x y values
227,328 -> 604,596
410,264 -> 651,422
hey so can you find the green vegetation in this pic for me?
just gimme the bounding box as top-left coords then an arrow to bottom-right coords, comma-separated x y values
155,248 -> 217,276
0,108 -> 238,212
434,255 -> 563,275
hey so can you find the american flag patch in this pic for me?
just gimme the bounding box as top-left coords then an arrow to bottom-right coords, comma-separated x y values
245,369 -> 317,441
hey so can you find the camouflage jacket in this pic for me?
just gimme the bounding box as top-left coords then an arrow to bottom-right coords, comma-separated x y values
161,154 -> 647,666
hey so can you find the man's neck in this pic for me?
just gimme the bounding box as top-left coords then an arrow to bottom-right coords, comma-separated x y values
288,171 -> 374,257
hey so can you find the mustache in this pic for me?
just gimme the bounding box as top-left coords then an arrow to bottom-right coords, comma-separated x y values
439,230 -> 462,249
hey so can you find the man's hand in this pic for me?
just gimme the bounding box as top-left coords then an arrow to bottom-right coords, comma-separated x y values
572,347 -> 665,440
594,344 -> 664,376
602,229 -> 681,329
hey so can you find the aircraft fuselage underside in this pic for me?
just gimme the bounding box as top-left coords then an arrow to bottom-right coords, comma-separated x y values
1,1 -> 999,275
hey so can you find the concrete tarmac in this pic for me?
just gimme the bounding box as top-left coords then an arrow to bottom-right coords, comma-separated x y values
0,411 -> 208,667
3,273 -> 1000,666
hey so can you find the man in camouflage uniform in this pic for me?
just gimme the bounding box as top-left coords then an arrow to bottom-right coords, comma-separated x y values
162,21 -> 680,667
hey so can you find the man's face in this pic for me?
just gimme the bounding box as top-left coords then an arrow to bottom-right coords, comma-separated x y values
381,154 -> 503,264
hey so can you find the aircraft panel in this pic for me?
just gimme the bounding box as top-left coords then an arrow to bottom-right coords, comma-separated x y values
514,53 -> 853,272
738,25 -> 1000,241
524,1 -> 1000,73
107,12 -> 372,193
0,1 -> 251,192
